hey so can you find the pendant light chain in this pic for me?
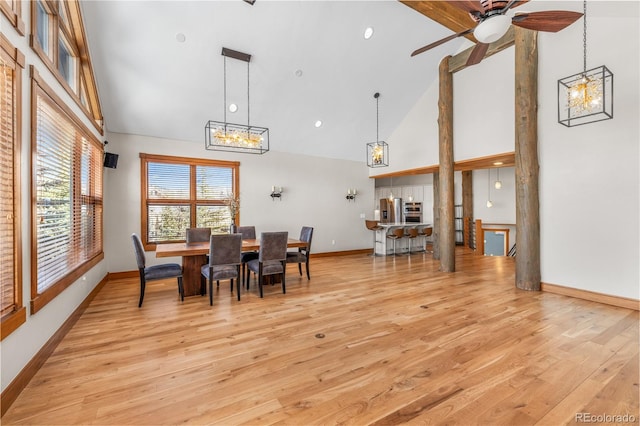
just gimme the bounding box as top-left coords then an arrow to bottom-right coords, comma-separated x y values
247,60 -> 250,128
582,0 -> 587,73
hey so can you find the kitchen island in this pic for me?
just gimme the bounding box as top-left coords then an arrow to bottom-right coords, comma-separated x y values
374,222 -> 432,256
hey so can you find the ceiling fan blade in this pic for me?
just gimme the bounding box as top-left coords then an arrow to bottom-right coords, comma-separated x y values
511,11 -> 583,32
466,42 -> 490,66
411,29 -> 474,57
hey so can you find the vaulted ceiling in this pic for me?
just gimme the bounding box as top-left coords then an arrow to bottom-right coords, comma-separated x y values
80,1 -> 622,162
81,0 -> 470,162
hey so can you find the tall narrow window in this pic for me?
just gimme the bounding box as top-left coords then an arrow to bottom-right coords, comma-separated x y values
140,154 -> 239,249
31,70 -> 103,314
35,0 -> 52,59
1,35 -> 25,339
58,32 -> 77,91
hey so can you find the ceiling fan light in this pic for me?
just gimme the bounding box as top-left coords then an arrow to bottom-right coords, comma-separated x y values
474,15 -> 511,44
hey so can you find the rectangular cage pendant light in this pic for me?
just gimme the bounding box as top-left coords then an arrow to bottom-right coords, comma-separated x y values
558,65 -> 613,127
205,47 -> 269,154
366,141 -> 389,167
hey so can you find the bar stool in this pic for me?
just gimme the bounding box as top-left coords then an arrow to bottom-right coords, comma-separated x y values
406,227 -> 419,254
386,227 -> 406,256
365,220 -> 383,257
418,226 -> 433,253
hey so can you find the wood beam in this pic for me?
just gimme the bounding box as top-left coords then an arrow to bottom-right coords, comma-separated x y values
462,171 -> 473,248
398,1 -> 477,42
438,56 -> 455,272
432,171 -> 440,260
514,27 -> 540,291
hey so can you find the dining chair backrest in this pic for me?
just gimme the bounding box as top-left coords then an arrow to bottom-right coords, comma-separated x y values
209,234 -> 242,267
132,233 -> 146,269
236,226 -> 256,240
258,232 -> 288,262
186,227 -> 211,244
298,226 -> 313,253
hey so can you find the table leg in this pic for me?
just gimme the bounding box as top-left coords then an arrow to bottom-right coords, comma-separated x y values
182,255 -> 207,297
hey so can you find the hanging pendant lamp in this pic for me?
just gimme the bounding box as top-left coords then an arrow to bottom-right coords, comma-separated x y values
205,47 -> 269,154
366,92 -> 389,167
558,0 -> 613,127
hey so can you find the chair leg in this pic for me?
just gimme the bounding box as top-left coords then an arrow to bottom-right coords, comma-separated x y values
282,261 -> 286,294
138,278 -> 146,308
258,272 -> 264,298
209,277 -> 213,306
298,263 -> 302,276
178,277 -> 184,302
236,266 -> 241,301
200,275 -> 206,296
305,260 -> 310,280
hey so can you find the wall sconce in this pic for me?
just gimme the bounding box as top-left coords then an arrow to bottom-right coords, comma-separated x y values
346,188 -> 357,202
270,185 -> 283,200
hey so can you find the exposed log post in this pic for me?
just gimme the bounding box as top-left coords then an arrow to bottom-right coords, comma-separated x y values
432,171 -> 440,259
514,27 -> 541,291
462,170 -> 473,248
438,56 -> 455,272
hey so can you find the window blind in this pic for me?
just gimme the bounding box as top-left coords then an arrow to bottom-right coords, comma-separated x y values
141,155 -> 238,246
34,89 -> 103,295
0,53 -> 16,316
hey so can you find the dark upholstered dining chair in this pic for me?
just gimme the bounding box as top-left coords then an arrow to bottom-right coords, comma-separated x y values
245,231 -> 288,298
286,226 -> 313,280
236,226 -> 258,283
186,227 -> 211,244
131,233 -> 183,307
200,234 -> 242,305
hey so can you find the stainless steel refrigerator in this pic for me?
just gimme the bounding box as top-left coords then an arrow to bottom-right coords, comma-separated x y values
380,198 -> 403,223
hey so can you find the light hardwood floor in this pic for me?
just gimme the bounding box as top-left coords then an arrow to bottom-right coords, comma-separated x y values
3,249 -> 638,425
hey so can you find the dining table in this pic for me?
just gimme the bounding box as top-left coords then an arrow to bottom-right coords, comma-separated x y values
155,238 -> 308,297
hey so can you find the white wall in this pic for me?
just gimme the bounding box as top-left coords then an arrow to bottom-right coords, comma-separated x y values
379,2 -> 639,300
1,7 -> 109,392
104,133 -> 374,273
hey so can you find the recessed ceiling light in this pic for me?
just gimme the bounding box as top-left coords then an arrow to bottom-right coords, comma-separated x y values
229,103 -> 238,113
364,27 -> 374,40
314,120 -> 322,128
176,33 -> 186,43
294,69 -> 303,77
493,161 -> 503,166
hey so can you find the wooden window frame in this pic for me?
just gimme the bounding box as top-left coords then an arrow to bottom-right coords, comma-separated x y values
30,66 -> 104,315
0,0 -> 25,36
0,34 -> 25,340
29,0 -> 103,135
140,154 -> 240,251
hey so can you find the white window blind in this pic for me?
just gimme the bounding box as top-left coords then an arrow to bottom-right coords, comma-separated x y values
34,89 -> 103,296
141,155 -> 238,245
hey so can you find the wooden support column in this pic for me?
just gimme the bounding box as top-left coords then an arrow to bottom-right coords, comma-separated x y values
462,170 -> 473,248
432,172 -> 440,259
514,27 -> 541,291
438,56 -> 455,272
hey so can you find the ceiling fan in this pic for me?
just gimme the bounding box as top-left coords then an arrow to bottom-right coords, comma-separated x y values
411,0 -> 583,67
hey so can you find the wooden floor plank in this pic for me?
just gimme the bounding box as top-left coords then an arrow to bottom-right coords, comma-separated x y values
2,249 -> 638,425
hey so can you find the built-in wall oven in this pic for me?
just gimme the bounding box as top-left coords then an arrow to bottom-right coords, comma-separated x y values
404,202 -> 423,223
